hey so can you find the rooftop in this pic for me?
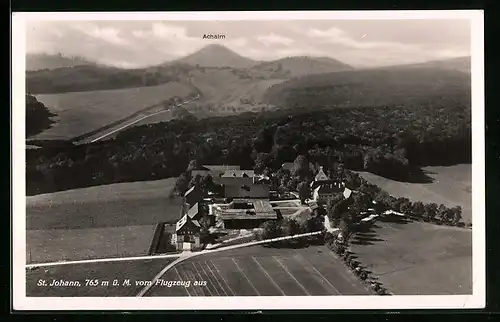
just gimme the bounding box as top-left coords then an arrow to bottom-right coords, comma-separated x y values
202,165 -> 241,171
315,166 -> 330,181
187,203 -> 199,219
221,170 -> 255,178
176,214 -> 201,232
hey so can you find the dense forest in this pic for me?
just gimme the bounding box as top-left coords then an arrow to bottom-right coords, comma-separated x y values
26,93 -> 471,195
26,95 -> 57,137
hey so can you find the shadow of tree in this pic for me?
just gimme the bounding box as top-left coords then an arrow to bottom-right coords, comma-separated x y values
378,215 -> 410,225
373,167 -> 435,184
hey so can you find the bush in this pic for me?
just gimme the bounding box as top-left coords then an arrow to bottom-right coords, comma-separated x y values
377,288 -> 388,295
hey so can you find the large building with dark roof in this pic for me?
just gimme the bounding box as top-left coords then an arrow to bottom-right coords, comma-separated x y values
213,198 -> 278,229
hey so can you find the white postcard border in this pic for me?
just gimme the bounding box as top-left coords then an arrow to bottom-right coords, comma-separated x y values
12,10 -> 485,310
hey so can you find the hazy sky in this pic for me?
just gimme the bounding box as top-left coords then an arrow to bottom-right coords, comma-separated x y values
26,19 -> 471,68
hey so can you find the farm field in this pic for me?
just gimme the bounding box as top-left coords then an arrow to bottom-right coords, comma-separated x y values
26,257 -> 177,297
26,225 -> 156,264
350,218 -> 472,295
146,245 -> 371,296
32,82 -> 192,140
26,178 -> 181,264
26,177 -> 181,230
357,164 -> 472,222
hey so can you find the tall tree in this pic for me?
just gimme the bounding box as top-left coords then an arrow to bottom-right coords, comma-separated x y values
291,155 -> 311,180
174,172 -> 190,195
297,181 -> 310,205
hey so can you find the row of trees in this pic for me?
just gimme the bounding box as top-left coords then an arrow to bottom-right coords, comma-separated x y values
256,214 -> 324,247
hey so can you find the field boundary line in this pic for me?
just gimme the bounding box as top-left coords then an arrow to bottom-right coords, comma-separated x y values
273,256 -> 310,296
209,260 -> 235,296
231,258 -> 260,296
90,109 -> 168,142
183,264 -> 205,296
136,253 -> 195,297
295,253 -> 341,295
26,253 -> 181,268
174,266 -> 191,297
203,261 -> 228,296
191,262 -> 213,296
194,261 -> 220,296
252,256 -> 286,296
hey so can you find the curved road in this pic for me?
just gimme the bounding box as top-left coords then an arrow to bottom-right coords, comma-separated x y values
77,94 -> 200,144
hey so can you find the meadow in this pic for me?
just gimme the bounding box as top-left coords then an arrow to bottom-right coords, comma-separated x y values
357,164 -> 472,222
350,218 -> 472,295
32,82 -> 192,140
26,178 -> 181,263
26,225 -> 156,264
146,245 -> 371,296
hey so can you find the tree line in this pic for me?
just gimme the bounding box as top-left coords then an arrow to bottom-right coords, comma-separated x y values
26,95 -> 56,138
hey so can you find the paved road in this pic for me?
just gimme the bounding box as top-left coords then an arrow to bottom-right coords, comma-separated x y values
80,94 -> 200,144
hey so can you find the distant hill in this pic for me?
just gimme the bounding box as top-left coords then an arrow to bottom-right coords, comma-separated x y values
173,44 -> 257,68
263,66 -> 471,110
26,53 -> 95,71
383,56 -> 471,74
26,64 -> 196,94
253,56 -> 354,78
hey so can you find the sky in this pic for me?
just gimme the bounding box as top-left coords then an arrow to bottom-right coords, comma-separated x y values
25,19 -> 471,68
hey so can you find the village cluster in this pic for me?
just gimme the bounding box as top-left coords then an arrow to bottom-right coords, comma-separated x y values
171,163 -> 361,251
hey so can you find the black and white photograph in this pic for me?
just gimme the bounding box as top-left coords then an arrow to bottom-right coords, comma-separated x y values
12,10 -> 484,310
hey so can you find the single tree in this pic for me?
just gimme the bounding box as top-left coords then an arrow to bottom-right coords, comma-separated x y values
291,155 -> 311,180
451,205 -> 462,225
411,201 -> 425,219
297,181 -> 310,205
174,172 -> 190,195
259,220 -> 282,240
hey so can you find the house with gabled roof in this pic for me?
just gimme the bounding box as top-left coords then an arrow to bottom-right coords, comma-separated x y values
172,214 -> 201,251
310,166 -> 335,189
312,181 -> 350,205
184,185 -> 203,208
187,202 -> 200,220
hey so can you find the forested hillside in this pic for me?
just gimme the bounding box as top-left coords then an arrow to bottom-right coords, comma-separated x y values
263,67 -> 470,109
26,53 -> 95,71
26,95 -> 57,137
26,98 -> 470,195
26,63 -> 196,94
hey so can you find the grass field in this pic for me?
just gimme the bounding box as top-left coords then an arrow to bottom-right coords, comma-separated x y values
357,164 -> 472,222
26,257 -> 177,297
33,82 -> 192,140
26,178 -> 181,230
146,245 -> 371,296
26,178 -> 181,263
350,218 -> 472,295
26,225 -> 156,264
